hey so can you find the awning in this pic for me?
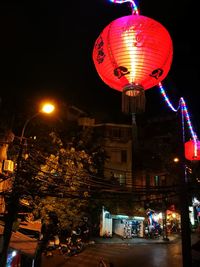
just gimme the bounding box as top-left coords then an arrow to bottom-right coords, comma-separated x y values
0,225 -> 38,257
19,220 -> 41,233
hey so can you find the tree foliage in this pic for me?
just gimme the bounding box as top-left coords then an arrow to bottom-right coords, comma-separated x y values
14,128 -> 107,231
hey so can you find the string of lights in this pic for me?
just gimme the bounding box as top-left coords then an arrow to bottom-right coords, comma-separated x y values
109,0 -> 199,158
110,0 -> 139,15
158,82 -> 198,142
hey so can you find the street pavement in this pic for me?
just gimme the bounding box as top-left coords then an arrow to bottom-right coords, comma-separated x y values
92,233 -> 180,244
41,233 -> 200,267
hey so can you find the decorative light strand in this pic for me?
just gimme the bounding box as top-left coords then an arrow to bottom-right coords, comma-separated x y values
109,0 -> 139,15
158,82 -> 179,112
109,0 -> 198,158
158,82 -> 198,157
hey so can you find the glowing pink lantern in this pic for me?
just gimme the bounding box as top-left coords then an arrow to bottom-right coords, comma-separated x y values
93,14 -> 173,113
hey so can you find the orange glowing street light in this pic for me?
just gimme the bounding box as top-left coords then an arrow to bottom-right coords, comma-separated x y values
41,103 -> 55,114
20,102 -> 55,144
173,157 -> 180,163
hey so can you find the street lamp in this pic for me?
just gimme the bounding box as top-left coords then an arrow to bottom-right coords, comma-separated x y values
41,103 -> 55,114
173,157 -> 180,163
20,102 -> 55,144
0,102 -> 55,267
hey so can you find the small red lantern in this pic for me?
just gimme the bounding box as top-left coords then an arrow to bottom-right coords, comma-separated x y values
184,140 -> 200,161
93,15 -> 173,113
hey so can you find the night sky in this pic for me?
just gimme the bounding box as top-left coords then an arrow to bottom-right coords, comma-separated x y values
0,0 -> 199,134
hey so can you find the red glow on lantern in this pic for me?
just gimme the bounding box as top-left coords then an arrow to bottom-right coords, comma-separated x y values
185,140 -> 200,161
93,15 -> 173,92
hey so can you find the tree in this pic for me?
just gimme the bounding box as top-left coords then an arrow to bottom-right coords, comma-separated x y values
31,132 -> 96,229
0,124 -> 107,266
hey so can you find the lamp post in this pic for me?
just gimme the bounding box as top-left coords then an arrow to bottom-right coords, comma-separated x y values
0,102 -> 55,267
20,103 -> 55,143
176,112 -> 192,267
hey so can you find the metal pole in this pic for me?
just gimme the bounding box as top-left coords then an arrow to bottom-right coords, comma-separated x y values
0,143 -> 23,267
179,163 -> 192,267
162,195 -> 169,241
0,113 -> 39,267
178,110 -> 192,267
131,113 -> 138,171
20,113 -> 39,144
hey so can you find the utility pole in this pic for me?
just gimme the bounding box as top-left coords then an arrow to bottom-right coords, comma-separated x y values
177,111 -> 192,267
0,144 -> 23,267
0,103 -> 55,267
0,115 -> 37,267
178,161 -> 192,267
121,85 -> 146,186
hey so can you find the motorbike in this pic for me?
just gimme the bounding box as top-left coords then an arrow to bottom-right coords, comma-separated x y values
144,224 -> 162,239
44,234 -> 60,256
60,230 -> 84,256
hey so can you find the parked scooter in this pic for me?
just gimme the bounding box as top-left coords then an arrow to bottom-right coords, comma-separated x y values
60,230 -> 84,256
44,234 -> 60,256
144,224 -> 162,239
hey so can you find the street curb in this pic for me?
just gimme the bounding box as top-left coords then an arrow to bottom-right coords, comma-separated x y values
91,236 -> 180,245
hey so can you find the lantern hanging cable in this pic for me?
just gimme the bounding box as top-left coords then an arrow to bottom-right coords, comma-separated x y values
109,0 -> 147,115
109,0 -> 198,147
109,0 -> 139,15
158,82 -> 198,157
95,0 -> 172,115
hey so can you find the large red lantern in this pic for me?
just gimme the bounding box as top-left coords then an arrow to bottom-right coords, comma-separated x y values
93,15 -> 173,113
184,140 -> 200,161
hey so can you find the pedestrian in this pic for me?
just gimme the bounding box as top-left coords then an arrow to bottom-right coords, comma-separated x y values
80,222 -> 90,243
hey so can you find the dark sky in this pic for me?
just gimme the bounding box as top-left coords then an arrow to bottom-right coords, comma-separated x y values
0,0 -> 199,133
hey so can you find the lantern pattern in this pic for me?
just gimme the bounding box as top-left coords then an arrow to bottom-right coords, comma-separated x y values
93,15 -> 173,93
184,140 -> 200,161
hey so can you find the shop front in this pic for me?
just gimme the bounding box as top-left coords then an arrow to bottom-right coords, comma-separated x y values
99,206 -> 145,238
166,209 -> 181,234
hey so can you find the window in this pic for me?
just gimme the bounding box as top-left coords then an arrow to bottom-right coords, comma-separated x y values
110,151 -> 121,163
119,174 -> 126,185
154,175 -> 166,186
160,175 -> 166,186
110,150 -> 127,163
146,174 -> 150,187
121,150 -> 127,163
154,175 -> 159,186
114,172 -> 126,186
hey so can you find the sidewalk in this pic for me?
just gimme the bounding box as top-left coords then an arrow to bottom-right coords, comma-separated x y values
92,233 -> 181,245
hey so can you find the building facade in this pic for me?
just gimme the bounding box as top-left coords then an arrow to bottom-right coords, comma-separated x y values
79,114 -> 185,237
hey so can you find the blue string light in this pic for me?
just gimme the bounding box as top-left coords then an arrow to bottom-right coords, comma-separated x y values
159,82 -> 198,157
109,0 -> 199,157
109,0 -> 139,15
